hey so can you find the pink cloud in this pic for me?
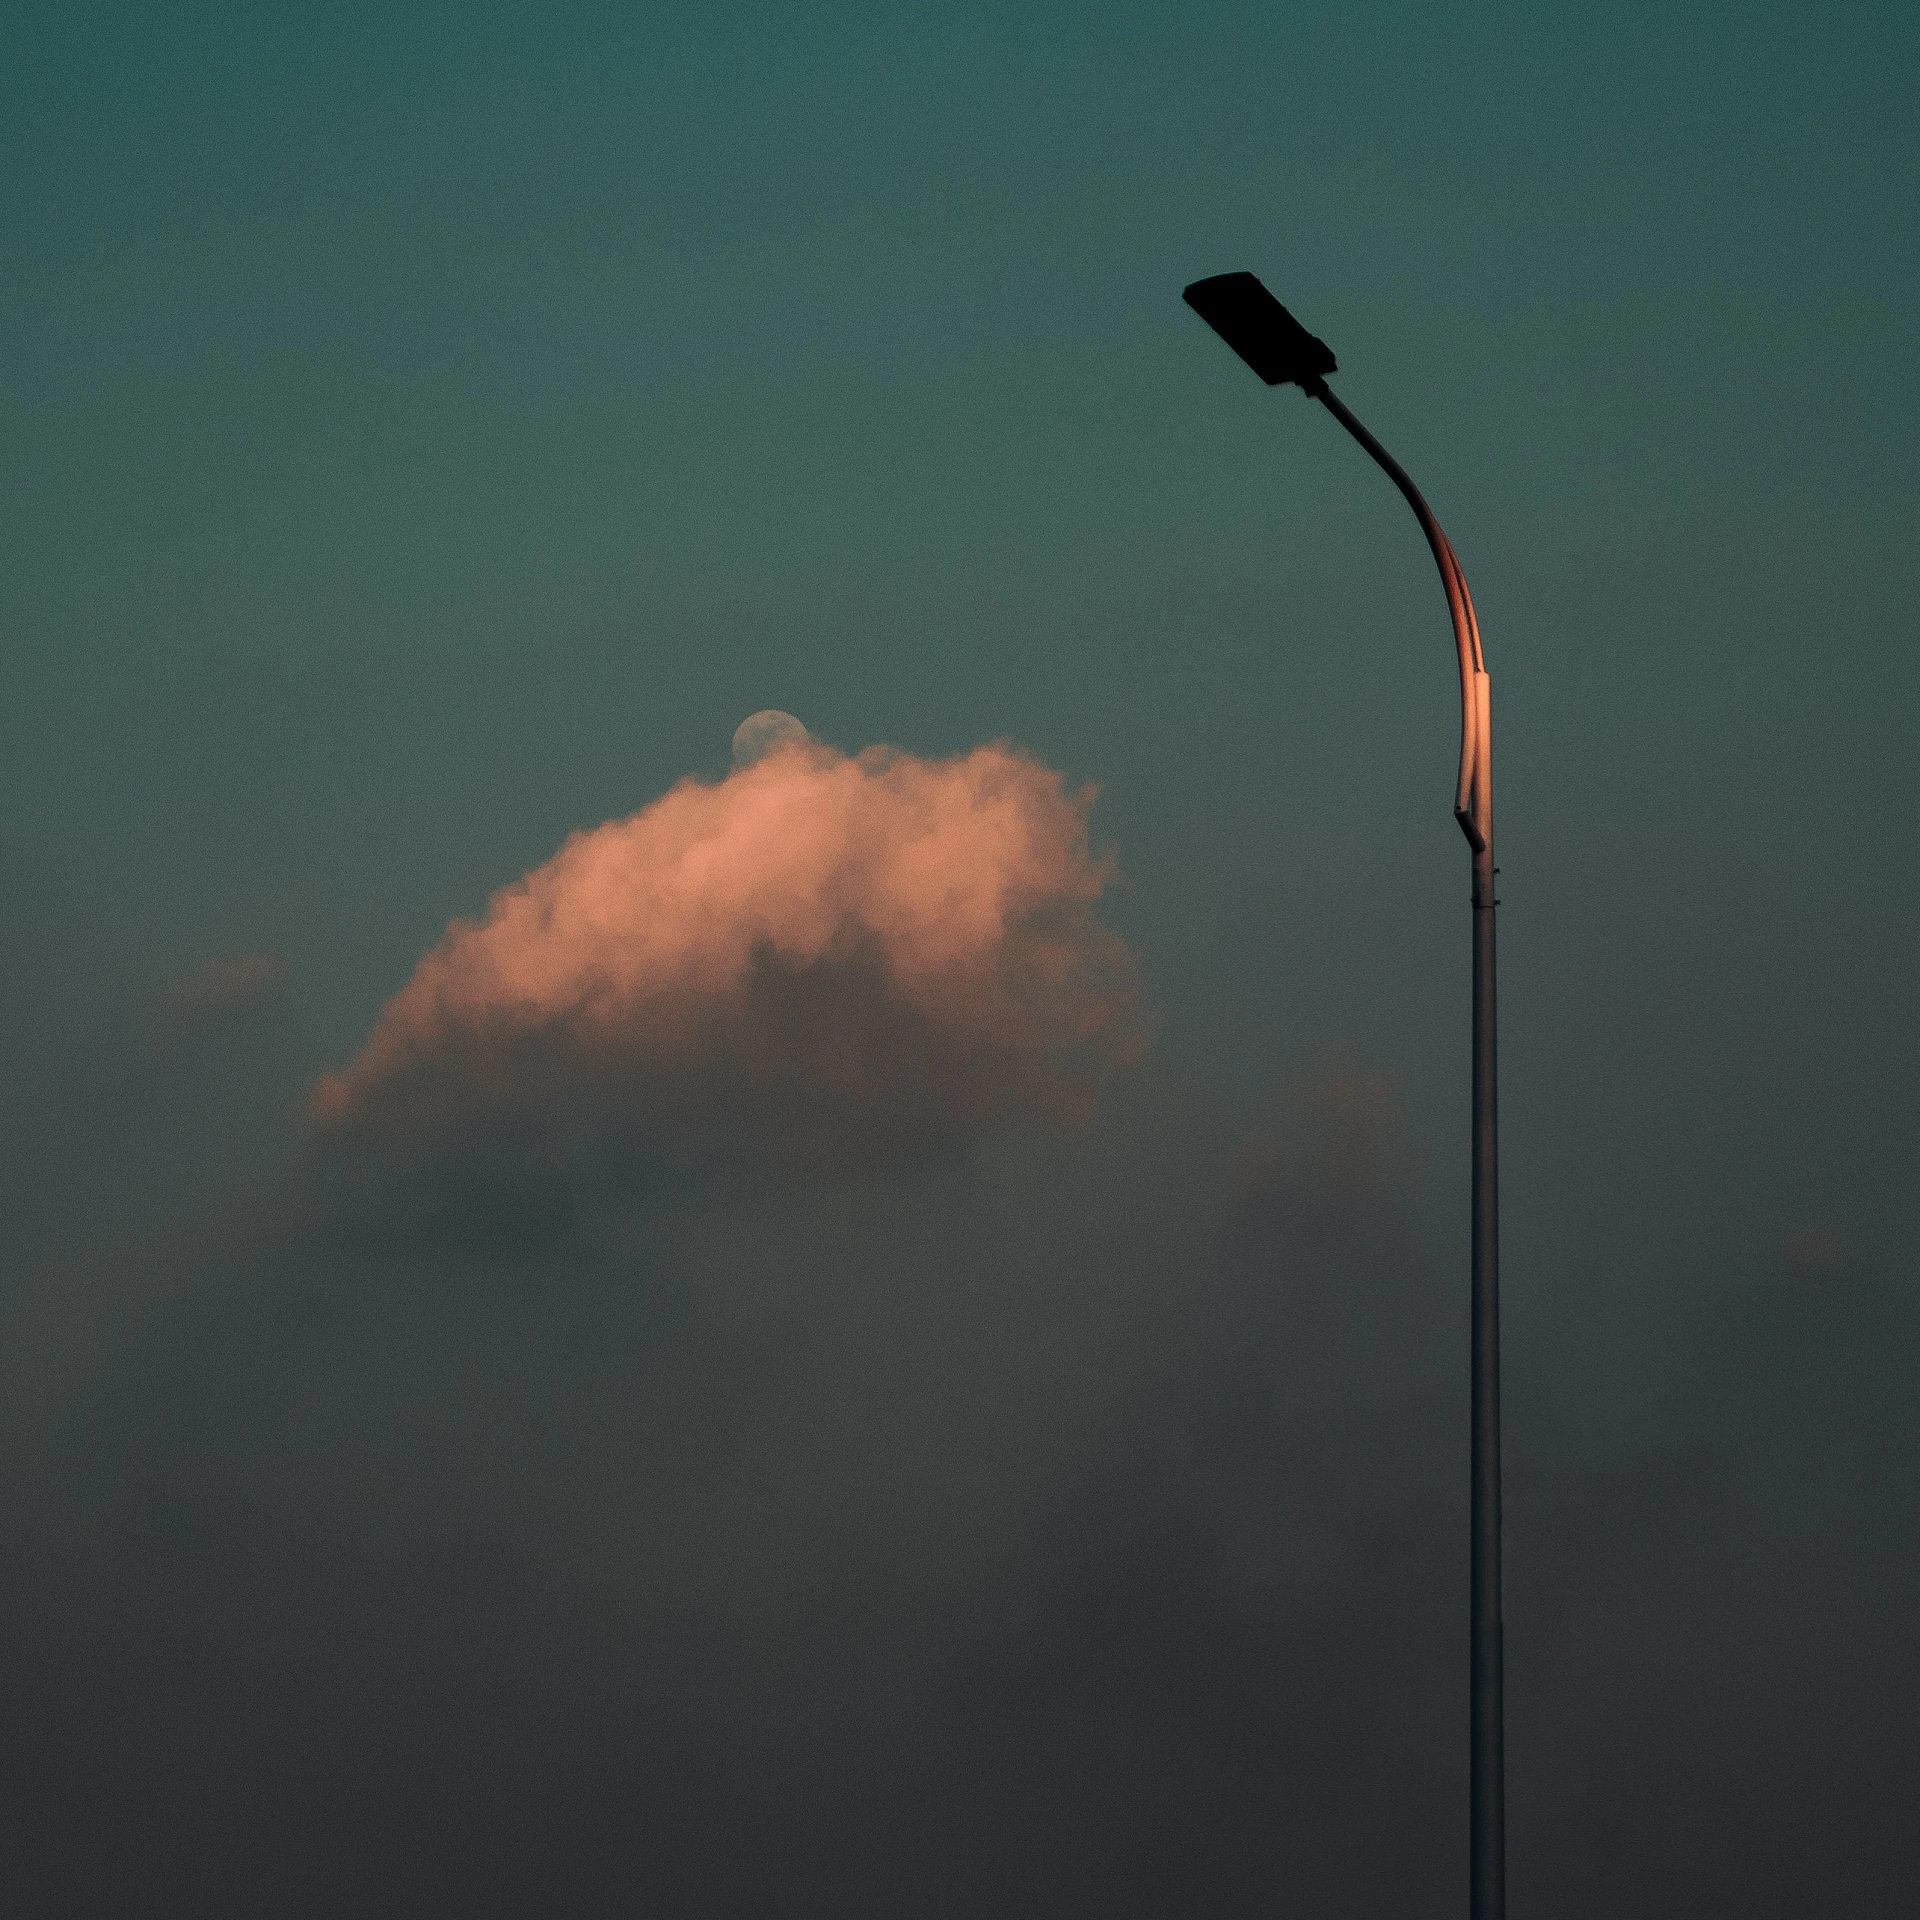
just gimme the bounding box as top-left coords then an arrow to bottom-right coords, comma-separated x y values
314,737 -> 1144,1204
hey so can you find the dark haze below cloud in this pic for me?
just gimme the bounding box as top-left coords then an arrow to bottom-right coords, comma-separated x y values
2,1076 -> 1913,1919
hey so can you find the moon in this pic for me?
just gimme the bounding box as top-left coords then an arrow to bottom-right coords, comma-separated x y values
731,710 -> 813,768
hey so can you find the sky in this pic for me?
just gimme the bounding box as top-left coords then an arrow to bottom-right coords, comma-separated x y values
1,2 -> 1916,1913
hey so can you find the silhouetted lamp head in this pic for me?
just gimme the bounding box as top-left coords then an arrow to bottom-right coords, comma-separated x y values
1182,272 -> 1337,389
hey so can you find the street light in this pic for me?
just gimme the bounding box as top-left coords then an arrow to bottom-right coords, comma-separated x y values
1182,269 -> 1504,1920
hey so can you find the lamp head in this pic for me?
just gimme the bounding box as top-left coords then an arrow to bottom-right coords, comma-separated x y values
1182,272 -> 1336,389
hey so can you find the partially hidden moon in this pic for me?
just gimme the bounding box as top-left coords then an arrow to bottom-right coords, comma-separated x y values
731,710 -> 813,768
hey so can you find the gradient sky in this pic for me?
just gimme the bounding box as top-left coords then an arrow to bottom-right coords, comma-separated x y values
2,4 -> 1916,1915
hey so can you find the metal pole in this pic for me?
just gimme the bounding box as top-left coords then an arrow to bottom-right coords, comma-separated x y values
1304,376 -> 1505,1920
1467,667 -> 1502,1920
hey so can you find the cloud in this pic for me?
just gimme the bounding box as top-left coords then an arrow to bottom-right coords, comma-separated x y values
1231,1068 -> 1394,1238
1780,1223 -> 1858,1282
312,737 -> 1144,1229
148,951 -> 285,1060
162,951 -> 284,1020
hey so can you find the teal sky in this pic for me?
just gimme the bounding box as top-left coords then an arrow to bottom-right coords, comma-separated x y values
8,2 -> 1915,1247
2,5 -> 1916,1912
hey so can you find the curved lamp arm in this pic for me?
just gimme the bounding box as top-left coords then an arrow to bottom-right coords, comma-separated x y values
1178,271 -> 1491,858
1304,376 -> 1489,854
